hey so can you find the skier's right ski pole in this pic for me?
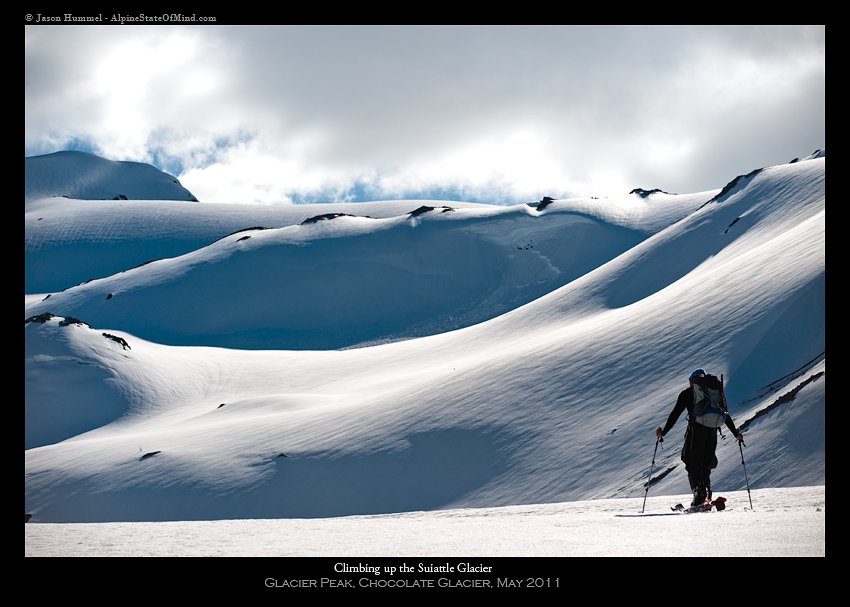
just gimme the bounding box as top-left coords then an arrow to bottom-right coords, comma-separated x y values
739,439 -> 753,510
641,436 -> 662,513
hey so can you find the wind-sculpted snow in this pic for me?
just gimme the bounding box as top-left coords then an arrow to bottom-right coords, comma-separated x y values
24,152 -> 824,524
25,204 -> 656,350
25,196 -> 496,294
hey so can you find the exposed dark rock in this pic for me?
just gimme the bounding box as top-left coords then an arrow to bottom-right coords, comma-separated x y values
123,258 -> 161,273
59,317 -> 92,328
25,312 -> 56,324
408,205 -> 454,218
705,168 -> 763,205
224,226 -> 268,237
102,333 -> 131,350
140,451 -> 161,460
25,313 -> 95,330
629,188 -> 675,198
724,217 -> 741,234
534,196 -> 556,210
791,150 -> 823,163
646,465 -> 678,487
210,226 -> 271,245
301,213 -> 369,225
738,371 -> 824,433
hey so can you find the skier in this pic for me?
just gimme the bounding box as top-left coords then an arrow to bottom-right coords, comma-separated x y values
656,368 -> 744,508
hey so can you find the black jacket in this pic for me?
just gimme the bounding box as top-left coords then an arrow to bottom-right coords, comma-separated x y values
660,386 -> 740,438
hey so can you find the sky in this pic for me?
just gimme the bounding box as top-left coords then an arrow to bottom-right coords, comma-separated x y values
24,25 -> 825,206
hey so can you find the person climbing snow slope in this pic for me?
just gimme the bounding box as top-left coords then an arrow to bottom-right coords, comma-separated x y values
656,368 -> 744,508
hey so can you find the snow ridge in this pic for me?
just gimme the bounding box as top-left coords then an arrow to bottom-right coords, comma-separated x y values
25,151 -> 824,532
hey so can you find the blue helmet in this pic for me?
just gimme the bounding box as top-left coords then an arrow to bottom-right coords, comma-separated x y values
689,368 -> 707,382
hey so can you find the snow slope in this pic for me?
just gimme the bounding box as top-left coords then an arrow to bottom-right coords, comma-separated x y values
25,486 -> 825,557
25,194 -> 710,349
25,150 -> 199,204
26,160 -> 712,347
25,195 -> 499,296
25,151 -> 825,532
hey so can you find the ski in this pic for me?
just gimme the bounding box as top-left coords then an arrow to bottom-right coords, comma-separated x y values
671,497 -> 726,513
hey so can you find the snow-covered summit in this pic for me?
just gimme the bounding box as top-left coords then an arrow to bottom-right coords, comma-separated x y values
25,150 -> 198,204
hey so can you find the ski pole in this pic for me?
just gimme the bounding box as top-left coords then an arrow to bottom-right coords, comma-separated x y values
739,439 -> 753,510
641,436 -> 662,513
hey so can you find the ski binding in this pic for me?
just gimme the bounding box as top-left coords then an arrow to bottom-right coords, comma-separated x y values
672,497 -> 726,513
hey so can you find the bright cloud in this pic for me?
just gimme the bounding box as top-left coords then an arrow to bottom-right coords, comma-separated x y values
25,25 -> 825,205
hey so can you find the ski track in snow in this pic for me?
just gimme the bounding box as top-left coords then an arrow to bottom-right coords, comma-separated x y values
25,487 -> 824,557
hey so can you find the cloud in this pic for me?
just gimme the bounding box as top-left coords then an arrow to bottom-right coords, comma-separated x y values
25,25 -> 824,204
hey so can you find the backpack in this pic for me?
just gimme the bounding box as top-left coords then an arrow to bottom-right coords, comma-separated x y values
690,373 -> 728,428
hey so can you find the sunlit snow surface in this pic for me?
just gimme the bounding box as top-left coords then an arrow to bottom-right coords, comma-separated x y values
25,487 -> 823,557
25,151 -> 824,558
